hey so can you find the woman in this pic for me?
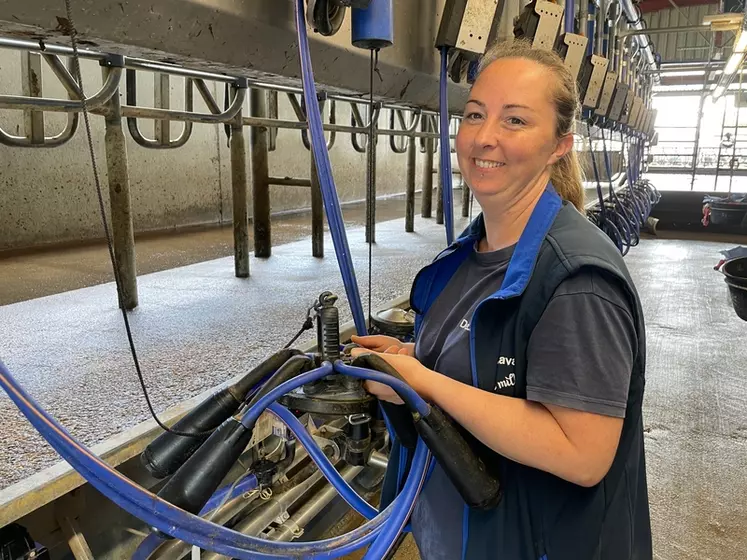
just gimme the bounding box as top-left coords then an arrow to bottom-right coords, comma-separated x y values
352,40 -> 652,560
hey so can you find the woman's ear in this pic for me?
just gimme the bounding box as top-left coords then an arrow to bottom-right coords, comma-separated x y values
547,134 -> 574,165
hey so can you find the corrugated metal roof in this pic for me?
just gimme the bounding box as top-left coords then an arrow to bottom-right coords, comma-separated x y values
644,4 -> 722,62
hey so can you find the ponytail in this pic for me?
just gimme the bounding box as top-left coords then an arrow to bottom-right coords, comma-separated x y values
551,151 -> 585,214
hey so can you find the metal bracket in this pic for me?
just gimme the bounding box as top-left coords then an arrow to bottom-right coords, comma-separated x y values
532,1 -> 564,51
580,55 -> 608,110
350,102 -> 381,153
436,0 -> 500,56
288,93 -> 337,151
629,97 -> 643,131
621,89 -> 635,125
608,83 -> 629,122
639,108 -> 649,137
558,33 -> 588,81
418,115 -> 439,154
646,109 -> 658,139
595,71 -> 618,117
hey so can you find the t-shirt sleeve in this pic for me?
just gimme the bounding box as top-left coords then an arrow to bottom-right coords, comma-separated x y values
525,268 -> 637,418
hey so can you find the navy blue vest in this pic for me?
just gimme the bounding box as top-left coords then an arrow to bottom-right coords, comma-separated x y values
383,188 -> 652,560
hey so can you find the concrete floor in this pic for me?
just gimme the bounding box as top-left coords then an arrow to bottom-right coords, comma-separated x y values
0,193 -> 462,306
1,199 -> 746,560
0,197 -> 471,491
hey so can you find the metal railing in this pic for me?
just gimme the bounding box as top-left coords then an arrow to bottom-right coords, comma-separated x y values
0,36 -> 627,310
0,36 -> 464,310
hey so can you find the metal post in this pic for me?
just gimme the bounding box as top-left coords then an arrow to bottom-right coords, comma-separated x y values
231,86 -> 250,277
421,119 -> 434,218
154,73 -> 170,144
250,88 -> 271,258
405,136 -> 416,232
21,52 -> 44,143
436,151 -> 444,225
691,45 -> 715,191
729,68 -> 743,193
310,151 -> 324,257
102,69 -> 138,310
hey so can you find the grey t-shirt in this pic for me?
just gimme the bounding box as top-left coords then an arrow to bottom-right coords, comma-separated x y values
410,242 -> 637,560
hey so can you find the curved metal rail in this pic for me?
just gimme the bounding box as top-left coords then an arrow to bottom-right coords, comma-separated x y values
389,109 -> 421,154
0,66 -> 122,113
125,69 -> 194,149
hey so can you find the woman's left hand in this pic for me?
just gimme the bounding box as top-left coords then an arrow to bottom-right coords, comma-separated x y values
350,348 -> 432,405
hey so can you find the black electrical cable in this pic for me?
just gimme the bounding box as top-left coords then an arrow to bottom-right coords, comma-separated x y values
283,314 -> 314,349
367,49 -> 379,333
63,0 -> 213,439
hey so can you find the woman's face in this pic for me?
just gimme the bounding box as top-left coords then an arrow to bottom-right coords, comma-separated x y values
456,57 -> 571,201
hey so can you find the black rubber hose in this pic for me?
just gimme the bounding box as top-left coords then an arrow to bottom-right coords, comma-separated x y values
244,354 -> 314,410
154,418 -> 254,532
141,348 -> 301,479
350,354 -> 502,510
154,355 -> 315,526
350,354 -> 419,450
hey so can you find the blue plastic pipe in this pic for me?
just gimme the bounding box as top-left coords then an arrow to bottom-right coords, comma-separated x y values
294,0 -> 367,335
268,402 -> 379,520
565,0 -> 575,34
439,46 -> 455,246
586,3 -> 596,56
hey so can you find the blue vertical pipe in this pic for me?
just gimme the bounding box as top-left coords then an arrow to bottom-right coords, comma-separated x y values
586,3 -> 596,56
565,0 -> 575,34
602,21 -> 609,58
439,47 -> 455,246
352,0 -> 394,50
294,0 -> 367,335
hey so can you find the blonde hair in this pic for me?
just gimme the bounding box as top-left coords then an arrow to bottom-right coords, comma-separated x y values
475,39 -> 585,213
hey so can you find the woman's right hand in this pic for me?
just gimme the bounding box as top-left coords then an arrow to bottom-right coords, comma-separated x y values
350,335 -> 414,356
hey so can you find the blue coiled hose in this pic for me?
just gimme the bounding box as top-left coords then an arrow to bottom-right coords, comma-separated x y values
601,130 -> 639,250
0,358 -> 431,559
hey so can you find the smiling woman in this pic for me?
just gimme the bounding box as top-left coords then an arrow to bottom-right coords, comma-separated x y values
459,41 -> 585,236
354,38 -> 652,560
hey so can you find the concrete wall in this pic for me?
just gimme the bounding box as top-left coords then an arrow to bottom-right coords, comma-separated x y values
0,50 -> 440,252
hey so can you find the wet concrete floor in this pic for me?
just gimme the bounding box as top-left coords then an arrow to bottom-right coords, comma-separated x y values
1,197 -> 746,560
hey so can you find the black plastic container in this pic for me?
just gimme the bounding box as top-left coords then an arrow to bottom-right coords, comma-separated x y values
720,257 -> 747,321
710,201 -> 747,227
